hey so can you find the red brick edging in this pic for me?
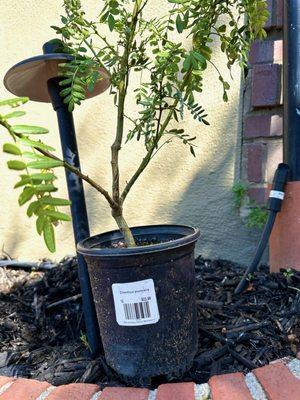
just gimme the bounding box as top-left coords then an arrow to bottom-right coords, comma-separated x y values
0,356 -> 299,399
243,0 -> 284,205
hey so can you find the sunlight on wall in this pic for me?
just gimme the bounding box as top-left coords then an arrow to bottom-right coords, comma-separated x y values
0,0 -> 259,262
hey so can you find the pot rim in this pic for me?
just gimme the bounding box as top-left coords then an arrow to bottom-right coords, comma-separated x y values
77,224 -> 200,257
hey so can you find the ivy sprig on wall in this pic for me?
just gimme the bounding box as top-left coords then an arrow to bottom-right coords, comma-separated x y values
232,182 -> 268,229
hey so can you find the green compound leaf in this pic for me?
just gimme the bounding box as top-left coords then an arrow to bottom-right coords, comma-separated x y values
34,184 -> 58,193
60,87 -> 72,97
108,14 -> 115,31
27,159 -> 63,169
59,78 -> 73,86
3,143 -> 22,155
3,111 -> 26,120
7,160 -> 27,170
36,215 -> 46,235
43,220 -> 56,253
176,14 -> 184,33
39,210 -> 71,221
40,197 -> 71,206
168,0 -> 189,3
22,152 -> 46,160
12,125 -> 49,135
192,51 -> 207,69
0,97 -> 28,108
182,55 -> 191,72
27,201 -> 40,217
18,137 -> 55,152
18,187 -> 36,206
14,175 -> 32,188
29,173 -> 57,181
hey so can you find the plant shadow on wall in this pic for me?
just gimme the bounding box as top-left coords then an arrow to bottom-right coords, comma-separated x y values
156,92 -> 262,264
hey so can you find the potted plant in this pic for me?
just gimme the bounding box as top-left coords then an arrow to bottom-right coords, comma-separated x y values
0,0 -> 268,382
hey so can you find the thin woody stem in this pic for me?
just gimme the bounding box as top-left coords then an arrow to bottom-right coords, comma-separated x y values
112,209 -> 136,247
111,0 -> 143,205
120,72 -> 191,204
35,148 -> 117,208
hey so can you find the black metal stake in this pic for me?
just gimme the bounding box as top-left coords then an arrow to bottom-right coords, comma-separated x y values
283,0 -> 300,180
46,76 -> 101,356
47,78 -> 100,356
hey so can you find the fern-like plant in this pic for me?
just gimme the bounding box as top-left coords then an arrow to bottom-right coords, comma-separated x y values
1,0 -> 269,251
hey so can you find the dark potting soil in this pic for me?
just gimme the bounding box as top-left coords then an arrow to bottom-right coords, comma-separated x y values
0,255 -> 299,389
99,237 -> 173,249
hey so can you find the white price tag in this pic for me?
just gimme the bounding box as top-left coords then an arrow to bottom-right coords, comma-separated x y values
112,279 -> 160,326
269,190 -> 285,200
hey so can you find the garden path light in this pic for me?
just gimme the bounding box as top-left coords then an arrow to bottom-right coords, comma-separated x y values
3,40 -> 110,356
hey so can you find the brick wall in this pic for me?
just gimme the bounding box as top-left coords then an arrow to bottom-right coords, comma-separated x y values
242,0 -> 283,204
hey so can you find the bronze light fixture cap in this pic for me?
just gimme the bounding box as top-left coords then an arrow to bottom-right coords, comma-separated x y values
4,53 -> 110,103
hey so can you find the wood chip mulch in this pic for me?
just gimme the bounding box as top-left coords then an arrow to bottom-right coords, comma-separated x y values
0,255 -> 298,389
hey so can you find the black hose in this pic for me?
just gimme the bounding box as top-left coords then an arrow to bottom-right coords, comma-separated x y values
234,212 -> 276,294
234,163 -> 290,295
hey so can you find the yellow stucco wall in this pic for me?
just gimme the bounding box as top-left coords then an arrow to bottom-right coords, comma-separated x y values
0,1 -> 258,263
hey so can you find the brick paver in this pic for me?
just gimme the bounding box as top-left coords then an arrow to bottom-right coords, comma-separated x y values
209,372 -> 253,400
0,378 -> 50,400
254,362 -> 300,400
46,383 -> 100,400
156,382 -> 195,400
0,357 -> 299,399
0,377 -> 14,388
100,387 -> 149,400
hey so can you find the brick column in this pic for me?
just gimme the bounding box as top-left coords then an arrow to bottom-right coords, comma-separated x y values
242,0 -> 283,204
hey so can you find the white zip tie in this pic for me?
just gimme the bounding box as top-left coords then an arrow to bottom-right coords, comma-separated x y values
36,386 -> 56,400
245,372 -> 267,400
288,358 -> 300,379
148,389 -> 157,400
90,391 -> 102,400
0,382 -> 14,396
194,383 -> 210,399
269,190 -> 285,200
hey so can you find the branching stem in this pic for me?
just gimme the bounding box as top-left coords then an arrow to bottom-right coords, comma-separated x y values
35,148 -> 117,209
111,0 -> 142,203
0,119 -> 116,209
120,71 -> 191,204
110,0 -> 143,246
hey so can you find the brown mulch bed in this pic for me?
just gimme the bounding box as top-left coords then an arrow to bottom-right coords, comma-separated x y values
0,255 -> 299,389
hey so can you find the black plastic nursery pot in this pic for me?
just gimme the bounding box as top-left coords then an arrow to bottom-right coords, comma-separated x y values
77,224 -> 200,381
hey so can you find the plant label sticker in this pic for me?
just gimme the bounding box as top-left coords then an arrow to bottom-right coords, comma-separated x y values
112,279 -> 160,326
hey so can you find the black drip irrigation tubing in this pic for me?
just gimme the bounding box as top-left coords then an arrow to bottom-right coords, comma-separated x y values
235,163 -> 290,295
